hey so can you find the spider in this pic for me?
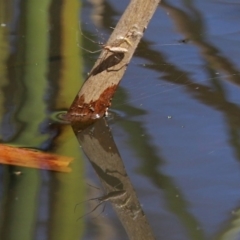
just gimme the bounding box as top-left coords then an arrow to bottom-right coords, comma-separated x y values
75,189 -> 126,220
78,27 -> 132,56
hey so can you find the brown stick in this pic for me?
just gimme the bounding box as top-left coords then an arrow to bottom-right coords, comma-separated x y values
67,0 -> 160,123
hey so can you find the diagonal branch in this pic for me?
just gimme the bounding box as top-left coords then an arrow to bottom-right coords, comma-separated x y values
67,0 -> 161,124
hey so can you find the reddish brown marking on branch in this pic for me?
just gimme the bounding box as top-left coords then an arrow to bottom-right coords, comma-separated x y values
68,0 -> 160,132
67,84 -> 118,123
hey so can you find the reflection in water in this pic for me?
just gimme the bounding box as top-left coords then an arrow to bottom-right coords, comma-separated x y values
1,0 -> 240,239
49,111 -> 70,124
0,1 -> 85,240
72,118 -> 156,240
91,0 -> 240,239
75,190 -> 127,221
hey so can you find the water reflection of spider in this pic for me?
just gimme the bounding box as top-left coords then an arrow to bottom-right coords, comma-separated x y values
75,190 -> 126,220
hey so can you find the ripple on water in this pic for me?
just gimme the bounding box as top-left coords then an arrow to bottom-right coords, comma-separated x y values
49,109 -> 126,125
49,111 -> 71,124
105,109 -> 127,124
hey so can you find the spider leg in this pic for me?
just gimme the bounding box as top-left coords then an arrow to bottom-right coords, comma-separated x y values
77,201 -> 104,221
74,197 -> 100,213
91,203 -> 106,219
78,45 -> 102,54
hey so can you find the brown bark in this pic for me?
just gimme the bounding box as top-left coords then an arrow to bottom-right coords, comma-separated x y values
67,0 -> 160,123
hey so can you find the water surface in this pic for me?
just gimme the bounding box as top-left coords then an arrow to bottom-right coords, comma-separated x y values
1,0 -> 240,240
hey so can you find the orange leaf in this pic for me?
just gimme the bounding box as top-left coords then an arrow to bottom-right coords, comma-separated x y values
0,144 -> 73,172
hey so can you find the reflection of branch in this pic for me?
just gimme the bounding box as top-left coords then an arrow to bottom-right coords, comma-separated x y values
132,3 -> 240,238
91,3 -> 207,239
114,107 -> 206,240
159,1 -> 240,160
160,0 -> 240,86
134,27 -> 240,240
216,206 -> 240,240
136,2 -> 240,160
72,118 -> 156,240
80,1 -> 240,239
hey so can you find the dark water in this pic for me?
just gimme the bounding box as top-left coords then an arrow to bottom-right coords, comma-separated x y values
1,0 -> 240,239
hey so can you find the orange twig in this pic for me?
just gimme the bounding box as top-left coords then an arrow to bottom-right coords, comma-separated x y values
0,144 -> 73,172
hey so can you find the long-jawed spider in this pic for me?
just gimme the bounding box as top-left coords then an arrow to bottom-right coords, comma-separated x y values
78,25 -> 132,55
75,189 -> 126,220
